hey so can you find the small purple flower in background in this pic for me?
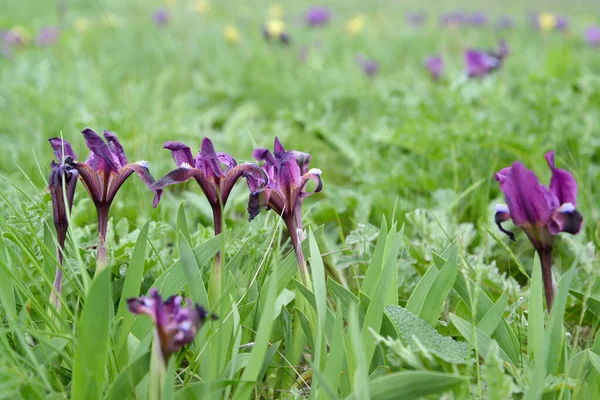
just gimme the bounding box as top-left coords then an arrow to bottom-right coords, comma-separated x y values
153,8 -> 170,26
496,15 -> 514,29
355,55 -> 379,78
248,138 -> 322,284
405,11 -> 426,26
36,26 -> 59,46
585,26 -> 600,47
554,15 -> 568,32
495,151 -> 583,311
50,129 -> 162,269
424,55 -> 444,80
464,40 -> 509,78
128,288 -> 215,363
466,12 -> 487,26
2,28 -> 28,47
305,6 -> 330,26
48,138 -> 79,310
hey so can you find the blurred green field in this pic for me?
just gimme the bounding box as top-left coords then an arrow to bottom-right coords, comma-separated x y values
2,0 -> 600,399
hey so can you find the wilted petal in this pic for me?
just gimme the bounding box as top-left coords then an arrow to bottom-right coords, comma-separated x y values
290,150 -> 312,174
544,151 -> 578,206
164,141 -> 195,167
494,162 -> 557,226
49,137 -> 77,162
108,161 -> 163,208
196,137 -> 223,179
548,203 -> 583,235
247,192 -> 265,221
82,128 -> 120,173
299,168 -> 323,198
103,130 -> 128,167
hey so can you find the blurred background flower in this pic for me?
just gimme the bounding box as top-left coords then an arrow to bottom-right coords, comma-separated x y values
305,6 -> 330,26
496,15 -> 513,29
405,11 -> 426,26
345,14 -> 365,36
36,26 -> 59,47
424,55 -> 444,80
73,17 -> 91,33
355,55 -> 378,77
153,9 -> 170,26
585,25 -> 600,46
194,0 -> 211,15
224,25 -> 240,43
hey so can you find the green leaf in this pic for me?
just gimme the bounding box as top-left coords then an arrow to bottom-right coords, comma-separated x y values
405,264 -> 438,317
419,245 -> 457,326
104,352 -> 151,400
322,306 -> 346,398
347,303 -> 369,399
528,254 -> 544,361
385,305 -> 468,364
360,217 -> 388,298
478,290 -> 509,337
309,231 -> 327,395
344,371 -> 466,400
450,314 -> 512,364
177,202 -> 192,245
116,222 -> 149,353
178,233 -> 209,307
71,268 -> 111,400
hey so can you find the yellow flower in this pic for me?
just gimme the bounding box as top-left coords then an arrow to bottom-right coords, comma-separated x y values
268,3 -> 283,19
224,25 -> 240,43
74,17 -> 90,33
345,15 -> 365,36
538,13 -> 556,31
265,19 -> 286,37
194,0 -> 211,14
165,0 -> 177,6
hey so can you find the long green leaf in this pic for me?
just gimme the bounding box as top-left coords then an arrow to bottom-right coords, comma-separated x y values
104,352 -> 151,400
527,254 -> 544,361
71,268 -> 111,400
178,233 -> 209,307
478,290 -> 509,337
345,371 -> 466,400
419,245 -> 457,326
309,231 -> 327,398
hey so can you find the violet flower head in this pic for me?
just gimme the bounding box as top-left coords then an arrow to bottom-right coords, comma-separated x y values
153,9 -> 170,26
440,11 -> 465,28
554,15 -> 568,32
36,26 -> 59,47
151,138 -> 267,235
51,129 -> 162,268
247,138 -> 322,283
305,6 -> 330,26
424,55 -> 444,80
2,29 -> 27,47
496,15 -> 514,29
464,40 -> 509,78
585,26 -> 600,47
355,55 -> 379,78
128,289 -> 215,362
495,151 -> 583,310
466,12 -> 487,26
405,12 -> 426,26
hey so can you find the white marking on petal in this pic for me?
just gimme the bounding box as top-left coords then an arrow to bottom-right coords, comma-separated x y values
308,168 -> 322,175
559,202 -> 575,213
135,160 -> 149,169
180,162 -> 193,169
495,204 -> 509,213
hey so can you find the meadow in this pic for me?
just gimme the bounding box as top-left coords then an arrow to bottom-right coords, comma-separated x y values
2,0 -> 600,398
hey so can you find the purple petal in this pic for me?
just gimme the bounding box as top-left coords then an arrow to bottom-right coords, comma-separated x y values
494,204 -> 515,241
548,205 -> 583,235
152,165 -> 219,206
48,163 -> 78,251
216,152 -> 237,173
81,128 -> 120,173
465,49 -> 498,77
220,163 -> 268,206
274,137 -> 286,155
305,6 -> 330,26
164,141 -> 195,167
66,160 -> 104,205
48,137 -> 77,162
424,56 -> 444,80
103,130 -> 128,167
196,138 -> 223,179
253,147 -> 276,164
108,162 -> 163,208
290,150 -> 312,174
494,161 -> 557,226
544,151 -> 578,206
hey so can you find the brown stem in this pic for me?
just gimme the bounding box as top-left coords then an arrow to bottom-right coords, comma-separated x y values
212,204 -> 223,270
538,248 -> 555,312
96,205 -> 109,271
285,217 -> 308,285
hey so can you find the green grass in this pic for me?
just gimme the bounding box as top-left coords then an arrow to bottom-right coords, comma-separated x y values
2,0 -> 600,399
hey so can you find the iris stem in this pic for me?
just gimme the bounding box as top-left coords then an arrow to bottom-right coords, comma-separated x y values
208,202 -> 223,312
538,248 -> 555,312
285,218 -> 310,286
96,206 -> 109,271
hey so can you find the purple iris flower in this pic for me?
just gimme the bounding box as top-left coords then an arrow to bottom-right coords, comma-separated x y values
48,139 -> 79,309
495,151 -> 583,311
153,9 -> 170,26
36,26 -> 59,47
555,15 -> 568,32
464,40 -> 509,78
424,55 -> 444,80
355,55 -> 379,78
128,288 -> 215,363
50,129 -> 162,269
247,138 -> 322,284
466,12 -> 487,26
496,15 -> 514,29
305,6 -> 330,26
585,26 -> 600,46
405,12 -> 426,26
151,138 -> 267,237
